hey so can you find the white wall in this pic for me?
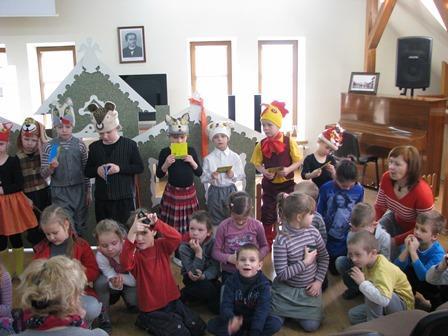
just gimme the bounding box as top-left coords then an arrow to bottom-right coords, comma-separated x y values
0,0 -> 367,142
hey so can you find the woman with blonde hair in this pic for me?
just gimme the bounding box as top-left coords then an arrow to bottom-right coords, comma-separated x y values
18,256 -> 107,335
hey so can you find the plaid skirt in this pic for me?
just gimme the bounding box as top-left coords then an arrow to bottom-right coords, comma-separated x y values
159,184 -> 199,233
0,192 -> 38,236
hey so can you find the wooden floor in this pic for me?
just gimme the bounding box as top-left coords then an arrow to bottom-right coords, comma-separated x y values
14,186 -> 447,336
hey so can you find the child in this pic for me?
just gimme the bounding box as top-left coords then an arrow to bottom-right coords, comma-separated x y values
156,113 -> 202,235
335,202 -> 391,299
250,101 -> 302,247
213,191 -> 269,284
19,256 -> 107,336
317,158 -> 364,274
120,210 -> 182,325
427,252 -> 448,305
201,121 -> 245,229
0,122 -> 38,278
301,125 -> 343,188
16,117 -> 50,246
41,99 -> 91,237
294,181 -> 327,243
271,193 -> 329,332
347,231 -> 414,324
33,205 -> 102,324
93,219 -> 137,333
395,210 -> 445,309
207,244 -> 283,336
179,210 -> 220,314
85,102 -> 144,225
0,262 -> 13,335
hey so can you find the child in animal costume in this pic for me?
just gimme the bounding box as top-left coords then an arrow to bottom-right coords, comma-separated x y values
41,98 -> 91,237
85,102 -> 144,225
250,101 -> 302,247
0,122 -> 38,277
156,113 -> 202,235
16,117 -> 50,246
201,121 -> 245,229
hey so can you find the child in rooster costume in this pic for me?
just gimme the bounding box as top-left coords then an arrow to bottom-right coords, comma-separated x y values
250,101 -> 302,247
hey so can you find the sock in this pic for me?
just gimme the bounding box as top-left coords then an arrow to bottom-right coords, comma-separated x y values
0,249 -> 13,275
12,247 -> 24,276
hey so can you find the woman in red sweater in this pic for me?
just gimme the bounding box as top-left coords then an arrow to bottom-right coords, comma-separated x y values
374,146 -> 434,256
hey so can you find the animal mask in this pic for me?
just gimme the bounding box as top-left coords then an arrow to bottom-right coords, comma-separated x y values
88,102 -> 121,133
21,117 -> 48,142
207,121 -> 233,141
51,98 -> 75,127
260,101 -> 288,129
166,113 -> 190,135
0,122 -> 12,142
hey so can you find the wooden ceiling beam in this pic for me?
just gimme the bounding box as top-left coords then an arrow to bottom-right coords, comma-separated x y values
364,0 -> 379,72
433,0 -> 448,32
367,0 -> 397,50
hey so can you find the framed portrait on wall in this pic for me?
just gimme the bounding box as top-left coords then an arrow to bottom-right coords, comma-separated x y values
117,26 -> 146,63
348,72 -> 380,94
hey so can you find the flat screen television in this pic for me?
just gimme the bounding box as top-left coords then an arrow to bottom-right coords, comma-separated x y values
120,74 -> 168,121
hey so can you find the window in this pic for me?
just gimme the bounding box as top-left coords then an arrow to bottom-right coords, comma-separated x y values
190,41 -> 232,116
37,46 -> 76,102
258,40 -> 298,133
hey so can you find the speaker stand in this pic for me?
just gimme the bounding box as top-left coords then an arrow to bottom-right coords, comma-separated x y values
400,88 -> 415,97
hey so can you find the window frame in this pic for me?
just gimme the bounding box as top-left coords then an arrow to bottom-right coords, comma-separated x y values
189,41 -> 233,96
258,40 -> 298,127
36,45 -> 76,103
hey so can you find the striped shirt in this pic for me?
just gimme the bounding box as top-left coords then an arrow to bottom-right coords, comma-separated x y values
0,269 -> 12,319
375,172 -> 433,245
273,223 -> 329,287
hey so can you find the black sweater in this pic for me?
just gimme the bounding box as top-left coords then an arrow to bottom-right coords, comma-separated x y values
0,156 -> 24,194
156,146 -> 202,187
85,137 -> 144,201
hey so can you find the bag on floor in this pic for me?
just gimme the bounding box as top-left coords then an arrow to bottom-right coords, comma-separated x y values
174,300 -> 206,336
135,311 -> 190,336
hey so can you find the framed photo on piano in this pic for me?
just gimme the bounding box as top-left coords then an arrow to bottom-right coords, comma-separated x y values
348,72 -> 380,94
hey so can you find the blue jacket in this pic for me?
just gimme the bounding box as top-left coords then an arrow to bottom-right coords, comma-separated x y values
395,241 -> 445,281
221,271 -> 272,334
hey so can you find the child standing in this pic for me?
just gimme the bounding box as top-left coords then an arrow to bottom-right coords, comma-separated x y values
156,113 -> 202,235
179,211 -> 220,314
16,117 -> 50,246
207,244 -> 283,336
301,125 -> 343,188
336,202 -> 391,300
33,205 -> 102,324
201,121 -> 245,229
41,100 -> 91,237
213,191 -> 269,284
0,122 -> 38,278
93,219 -> 137,333
0,262 -> 13,335
271,193 -> 329,332
250,101 -> 302,247
317,159 -> 364,274
395,210 -> 445,309
347,231 -> 414,324
85,102 -> 144,225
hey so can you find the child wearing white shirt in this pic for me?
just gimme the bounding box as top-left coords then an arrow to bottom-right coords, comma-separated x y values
201,121 -> 245,230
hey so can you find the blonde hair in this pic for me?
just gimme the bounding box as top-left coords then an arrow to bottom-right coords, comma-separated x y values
294,180 -> 319,200
282,192 -> 315,223
40,205 -> 75,256
19,256 -> 86,317
350,203 -> 375,229
348,230 -> 378,253
94,219 -> 126,241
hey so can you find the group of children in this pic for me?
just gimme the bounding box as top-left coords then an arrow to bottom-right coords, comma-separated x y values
0,98 -> 447,335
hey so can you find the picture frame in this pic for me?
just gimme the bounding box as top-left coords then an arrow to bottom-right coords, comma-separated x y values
348,72 -> 380,94
117,26 -> 146,63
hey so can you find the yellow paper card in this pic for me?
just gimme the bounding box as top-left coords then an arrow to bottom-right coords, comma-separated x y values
216,165 -> 232,173
170,143 -> 188,159
267,166 -> 283,173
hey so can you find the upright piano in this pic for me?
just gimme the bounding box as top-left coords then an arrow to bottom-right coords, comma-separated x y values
339,93 -> 447,195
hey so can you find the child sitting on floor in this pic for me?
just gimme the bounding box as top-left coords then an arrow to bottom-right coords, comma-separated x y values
207,244 -> 283,336
348,231 -> 414,324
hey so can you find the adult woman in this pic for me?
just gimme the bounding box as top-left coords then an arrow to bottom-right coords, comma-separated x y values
375,145 -> 434,249
18,256 -> 107,336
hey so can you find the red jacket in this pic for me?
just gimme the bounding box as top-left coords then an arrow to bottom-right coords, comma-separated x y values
121,219 -> 181,312
33,235 -> 100,297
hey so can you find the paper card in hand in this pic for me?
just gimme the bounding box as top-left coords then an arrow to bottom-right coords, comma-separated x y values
216,165 -> 232,173
267,166 -> 283,173
48,143 -> 61,163
103,165 -> 111,184
170,143 -> 188,159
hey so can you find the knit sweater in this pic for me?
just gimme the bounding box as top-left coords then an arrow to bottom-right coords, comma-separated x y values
375,172 -> 434,245
85,137 -> 143,201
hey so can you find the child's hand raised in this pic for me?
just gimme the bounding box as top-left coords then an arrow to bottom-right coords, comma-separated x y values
303,246 -> 317,266
226,169 -> 234,179
128,213 -> 154,242
349,266 -> 365,285
227,316 -> 243,335
162,154 -> 176,172
189,239 -> 203,257
50,159 -> 59,169
211,171 -> 219,180
306,280 -> 322,297
183,155 -> 198,169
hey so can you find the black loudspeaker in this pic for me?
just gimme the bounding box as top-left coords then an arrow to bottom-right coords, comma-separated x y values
228,95 -> 235,121
254,95 -> 262,132
396,36 -> 432,95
